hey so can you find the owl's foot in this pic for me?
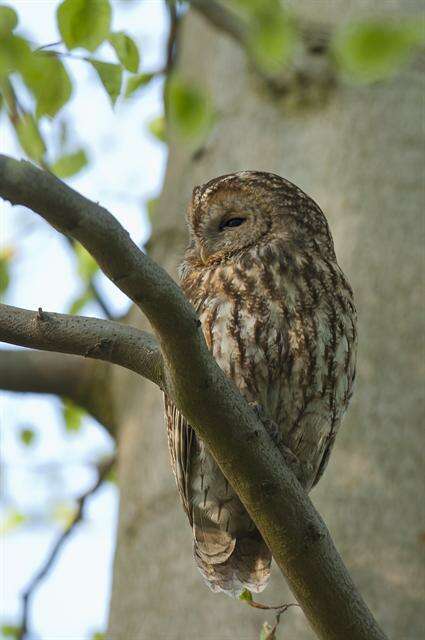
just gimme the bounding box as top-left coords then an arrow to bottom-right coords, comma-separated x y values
249,402 -> 308,488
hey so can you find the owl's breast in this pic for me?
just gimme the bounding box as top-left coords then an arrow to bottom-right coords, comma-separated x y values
193,261 -> 286,406
182,249 -> 356,452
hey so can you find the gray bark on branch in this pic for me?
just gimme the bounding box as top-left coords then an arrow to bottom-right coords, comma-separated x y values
0,303 -> 163,387
0,153 -> 387,640
0,348 -> 117,432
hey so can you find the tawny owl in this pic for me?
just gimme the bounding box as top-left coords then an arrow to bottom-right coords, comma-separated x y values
164,171 -> 357,597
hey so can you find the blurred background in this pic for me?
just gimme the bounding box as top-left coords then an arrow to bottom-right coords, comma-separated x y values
0,1 -> 424,639
1,2 -> 167,638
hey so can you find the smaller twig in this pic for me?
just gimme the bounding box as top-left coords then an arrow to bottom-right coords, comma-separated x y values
38,49 -> 88,62
187,0 -> 334,95
1,78 -> 25,126
33,40 -> 63,53
33,47 -> 167,79
246,599 -> 299,613
270,604 -> 297,639
187,0 -> 276,88
1,79 -> 50,174
88,281 -> 115,320
17,457 -> 116,640
64,236 -> 115,320
241,591 -> 299,640
246,599 -> 299,640
188,0 -> 247,47
165,0 -> 181,74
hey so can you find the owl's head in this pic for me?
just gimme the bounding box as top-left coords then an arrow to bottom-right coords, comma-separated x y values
185,171 -> 334,265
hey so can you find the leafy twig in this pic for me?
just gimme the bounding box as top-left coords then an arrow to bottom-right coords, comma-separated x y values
240,589 -> 300,638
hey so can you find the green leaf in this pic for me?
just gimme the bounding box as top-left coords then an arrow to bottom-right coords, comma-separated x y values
0,34 -> 30,77
0,261 -> 9,295
21,52 -> 72,117
239,588 -> 253,602
19,427 -> 36,447
333,20 -> 425,83
62,398 -> 85,432
15,113 -> 46,161
0,250 -> 11,295
68,287 -> 93,314
51,149 -> 88,178
105,465 -> 117,484
124,72 -> 154,98
0,510 -> 26,535
74,243 -> 99,282
148,115 -> 166,143
109,31 -> 139,72
167,76 -> 214,141
0,5 -> 18,36
90,60 -> 122,106
91,633 -> 106,640
57,0 -> 111,52
247,2 -> 297,73
1,625 -> 22,639
146,197 -> 158,221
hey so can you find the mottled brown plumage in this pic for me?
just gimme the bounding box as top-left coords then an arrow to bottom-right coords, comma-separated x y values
164,171 -> 357,597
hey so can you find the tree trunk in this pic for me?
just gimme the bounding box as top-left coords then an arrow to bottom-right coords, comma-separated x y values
107,2 -> 424,638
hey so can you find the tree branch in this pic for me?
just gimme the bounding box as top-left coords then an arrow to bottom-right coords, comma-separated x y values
188,0 -> 332,56
188,0 -> 247,47
0,348 -> 117,433
64,234 -> 116,320
188,0 -> 332,55
0,303 -> 163,389
0,154 -> 387,640
187,1 -> 333,95
165,0 -> 181,74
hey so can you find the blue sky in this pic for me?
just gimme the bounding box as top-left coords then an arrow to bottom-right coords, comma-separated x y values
1,1 -> 169,637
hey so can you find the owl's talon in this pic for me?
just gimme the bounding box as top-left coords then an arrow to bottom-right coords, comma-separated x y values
280,445 -> 299,466
249,402 -> 283,446
249,401 -> 266,420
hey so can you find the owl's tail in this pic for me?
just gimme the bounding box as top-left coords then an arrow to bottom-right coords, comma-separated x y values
193,531 -> 272,597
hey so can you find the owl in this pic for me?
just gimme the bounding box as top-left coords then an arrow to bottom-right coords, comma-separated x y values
164,171 -> 357,597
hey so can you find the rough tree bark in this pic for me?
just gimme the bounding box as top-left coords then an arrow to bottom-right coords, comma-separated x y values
107,1 -> 424,639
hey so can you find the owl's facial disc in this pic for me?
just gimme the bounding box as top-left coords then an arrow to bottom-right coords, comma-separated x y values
194,190 -> 270,263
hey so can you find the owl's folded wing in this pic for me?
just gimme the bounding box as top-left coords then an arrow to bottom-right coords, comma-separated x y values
164,395 -> 194,523
164,395 -> 238,564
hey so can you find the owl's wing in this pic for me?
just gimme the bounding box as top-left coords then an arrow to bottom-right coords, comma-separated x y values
312,433 -> 336,487
164,395 -> 253,571
164,394 -> 195,523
